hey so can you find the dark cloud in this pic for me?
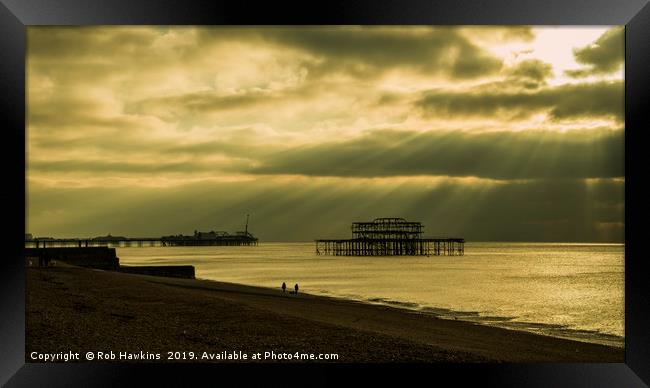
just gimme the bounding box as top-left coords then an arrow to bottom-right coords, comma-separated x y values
504,59 -> 554,88
128,88 -> 313,123
250,128 -> 623,180
416,81 -> 623,121
28,126 -> 623,182
127,80 -> 381,131
196,26 -> 505,79
459,26 -> 536,42
462,59 -> 554,92
282,28 -> 502,79
28,27 -> 161,60
27,158 -> 252,175
565,26 -> 624,77
130,91 -> 275,122
27,177 -> 623,242
29,26 -> 509,84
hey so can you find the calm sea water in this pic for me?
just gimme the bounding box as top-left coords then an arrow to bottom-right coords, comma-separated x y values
117,242 -> 624,348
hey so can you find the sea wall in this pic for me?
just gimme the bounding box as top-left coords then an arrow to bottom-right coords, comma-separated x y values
118,265 -> 195,279
25,247 -> 196,279
25,247 -> 119,270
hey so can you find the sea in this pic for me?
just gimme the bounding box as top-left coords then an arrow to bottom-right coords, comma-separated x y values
117,242 -> 624,348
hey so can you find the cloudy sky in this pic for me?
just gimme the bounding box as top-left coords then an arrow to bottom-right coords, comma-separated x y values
26,26 -> 624,242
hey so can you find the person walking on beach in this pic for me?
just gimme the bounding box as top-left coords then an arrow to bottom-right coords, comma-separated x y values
294,283 -> 299,295
282,282 -> 286,293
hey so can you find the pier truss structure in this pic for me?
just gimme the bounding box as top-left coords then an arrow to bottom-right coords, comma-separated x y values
316,218 -> 464,256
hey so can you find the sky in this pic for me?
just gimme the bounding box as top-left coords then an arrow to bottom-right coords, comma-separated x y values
26,26 -> 624,242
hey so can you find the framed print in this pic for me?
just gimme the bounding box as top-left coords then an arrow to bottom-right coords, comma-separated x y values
1,0 -> 649,386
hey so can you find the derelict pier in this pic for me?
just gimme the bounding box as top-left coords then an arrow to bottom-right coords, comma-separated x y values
316,218 -> 464,256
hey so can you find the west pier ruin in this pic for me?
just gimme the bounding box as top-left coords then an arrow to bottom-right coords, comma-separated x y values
316,217 -> 464,256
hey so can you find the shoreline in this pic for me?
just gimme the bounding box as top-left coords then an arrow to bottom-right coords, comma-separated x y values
188,275 -> 624,349
289,288 -> 625,349
26,264 -> 624,362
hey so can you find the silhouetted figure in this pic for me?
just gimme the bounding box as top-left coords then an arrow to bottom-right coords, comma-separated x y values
282,282 -> 286,293
294,283 -> 299,295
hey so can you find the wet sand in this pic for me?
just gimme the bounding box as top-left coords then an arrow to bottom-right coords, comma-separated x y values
26,264 -> 623,363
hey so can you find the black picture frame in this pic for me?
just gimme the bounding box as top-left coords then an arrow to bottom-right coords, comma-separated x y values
1,0 -> 649,386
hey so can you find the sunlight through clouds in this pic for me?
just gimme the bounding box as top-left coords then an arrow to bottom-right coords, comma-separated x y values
26,26 -> 624,242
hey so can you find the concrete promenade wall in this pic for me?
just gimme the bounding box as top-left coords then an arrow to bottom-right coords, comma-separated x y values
25,247 -> 119,270
118,265 -> 196,279
25,247 -> 196,279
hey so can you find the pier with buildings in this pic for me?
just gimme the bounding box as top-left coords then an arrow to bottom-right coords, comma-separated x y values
25,216 -> 258,248
316,217 -> 464,256
25,232 -> 258,248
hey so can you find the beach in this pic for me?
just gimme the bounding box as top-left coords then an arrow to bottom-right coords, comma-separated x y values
26,264 -> 623,363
